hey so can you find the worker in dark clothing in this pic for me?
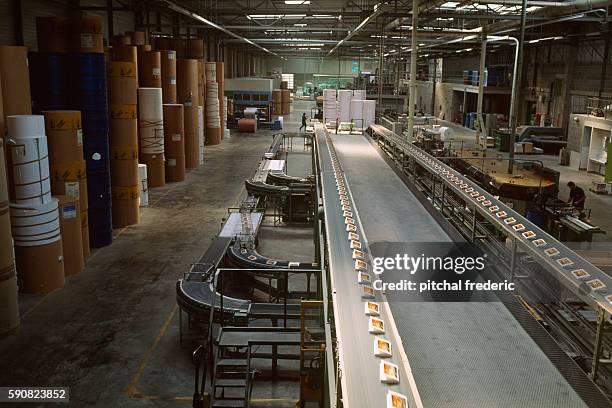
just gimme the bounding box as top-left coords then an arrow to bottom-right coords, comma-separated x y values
567,181 -> 586,210
300,113 -> 307,131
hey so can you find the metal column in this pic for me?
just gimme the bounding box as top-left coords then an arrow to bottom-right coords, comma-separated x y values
407,0 -> 419,140
475,34 -> 487,147
508,0 -> 527,173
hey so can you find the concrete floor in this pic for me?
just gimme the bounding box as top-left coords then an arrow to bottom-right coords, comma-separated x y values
0,102 -> 316,407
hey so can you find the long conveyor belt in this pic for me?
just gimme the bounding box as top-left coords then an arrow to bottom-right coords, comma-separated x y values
316,123 -> 590,407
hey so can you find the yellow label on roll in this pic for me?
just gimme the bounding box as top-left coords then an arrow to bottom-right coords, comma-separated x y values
110,144 -> 138,160
51,160 -> 87,181
112,185 -> 140,200
43,111 -> 82,130
110,104 -> 137,119
108,61 -> 137,77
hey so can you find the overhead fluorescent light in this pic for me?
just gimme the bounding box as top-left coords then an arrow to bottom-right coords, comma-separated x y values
294,23 -> 307,27
285,0 -> 310,4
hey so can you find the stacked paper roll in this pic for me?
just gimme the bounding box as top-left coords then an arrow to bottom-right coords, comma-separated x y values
206,81 -> 221,145
177,59 -> 200,168
108,61 -> 140,227
0,137 -> 19,336
363,100 -> 376,130
112,34 -> 131,46
352,89 -> 366,100
272,90 -> 282,115
56,195 -> 83,276
139,51 -> 162,88
36,17 -> 68,53
7,115 -> 51,205
281,90 -> 291,115
138,163 -> 148,207
129,31 -> 146,46
43,110 -> 90,259
197,61 -> 205,115
160,50 -> 177,103
153,37 -> 170,51
186,39 -> 204,59
170,38 -> 186,59
223,96 -> 228,139
350,100 -> 365,128
138,88 -> 165,188
280,81 -> 288,90
216,62 -> 225,138
205,62 -> 216,81
0,46 -> 32,119
198,106 -> 204,165
10,198 -> 65,293
337,90 -> 353,123
163,104 -> 185,182
68,15 -> 104,53
323,89 -> 337,124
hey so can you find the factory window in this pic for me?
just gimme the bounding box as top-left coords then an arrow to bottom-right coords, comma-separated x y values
282,73 -> 294,90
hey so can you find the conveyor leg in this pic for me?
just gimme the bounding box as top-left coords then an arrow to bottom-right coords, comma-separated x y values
510,238 -> 518,282
471,206 -> 478,242
590,308 -> 606,382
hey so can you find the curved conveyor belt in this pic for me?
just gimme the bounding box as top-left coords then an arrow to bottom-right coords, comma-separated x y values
177,131 -> 318,322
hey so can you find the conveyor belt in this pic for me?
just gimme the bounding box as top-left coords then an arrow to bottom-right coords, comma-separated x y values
318,123 -> 590,407
315,124 -> 422,408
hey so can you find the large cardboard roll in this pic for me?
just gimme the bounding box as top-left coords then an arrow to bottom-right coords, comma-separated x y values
170,38 -> 186,58
112,34 -> 131,46
129,31 -> 146,46
7,115 -> 51,205
57,195 -> 84,276
111,184 -> 139,227
160,50 -> 177,104
237,118 -> 256,133
153,37 -> 170,51
216,62 -> 225,138
109,119 -> 139,186
36,17 -> 68,53
177,59 -> 199,104
140,153 -> 164,188
206,127 -> 222,145
139,51 -> 161,88
0,262 -> 19,336
10,198 -> 64,293
43,111 -> 83,166
177,59 -> 199,168
68,15 -> 104,53
186,39 -> 204,59
163,104 -> 185,182
0,46 -> 32,117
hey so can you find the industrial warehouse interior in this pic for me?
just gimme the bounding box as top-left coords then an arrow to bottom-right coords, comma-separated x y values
3,0 -> 612,407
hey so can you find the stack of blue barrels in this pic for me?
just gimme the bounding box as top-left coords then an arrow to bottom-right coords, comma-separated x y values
29,15 -> 113,248
69,52 -> 112,247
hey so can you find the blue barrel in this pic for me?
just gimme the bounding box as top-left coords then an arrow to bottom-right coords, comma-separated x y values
68,53 -> 112,248
28,52 -> 69,113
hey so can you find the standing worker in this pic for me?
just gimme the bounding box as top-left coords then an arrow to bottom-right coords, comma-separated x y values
567,181 -> 586,210
300,112 -> 307,132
